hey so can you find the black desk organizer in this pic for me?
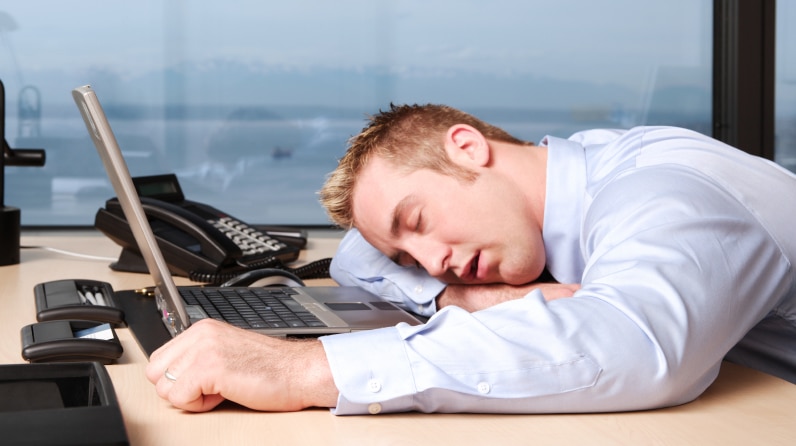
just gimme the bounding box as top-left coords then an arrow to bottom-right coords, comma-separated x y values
0,362 -> 129,445
34,278 -> 170,358
34,279 -> 125,326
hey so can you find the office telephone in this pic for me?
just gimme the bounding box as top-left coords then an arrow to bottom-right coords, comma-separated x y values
94,173 -> 305,282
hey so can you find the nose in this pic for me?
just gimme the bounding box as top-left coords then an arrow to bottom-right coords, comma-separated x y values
408,239 -> 450,278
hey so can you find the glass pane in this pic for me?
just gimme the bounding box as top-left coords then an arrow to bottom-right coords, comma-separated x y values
776,0 -> 796,172
0,1 -> 712,226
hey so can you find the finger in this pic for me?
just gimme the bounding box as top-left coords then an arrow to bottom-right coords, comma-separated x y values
162,367 -> 226,412
171,389 -> 225,412
145,321 -> 211,383
146,340 -> 184,384
154,367 -> 177,399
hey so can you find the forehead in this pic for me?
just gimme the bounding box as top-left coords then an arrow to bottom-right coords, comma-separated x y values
351,156 -> 405,225
351,156 -> 433,245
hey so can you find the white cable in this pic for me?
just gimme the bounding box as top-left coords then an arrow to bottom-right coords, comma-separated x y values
21,245 -> 118,262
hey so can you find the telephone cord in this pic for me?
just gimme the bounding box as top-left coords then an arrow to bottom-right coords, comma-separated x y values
187,257 -> 333,285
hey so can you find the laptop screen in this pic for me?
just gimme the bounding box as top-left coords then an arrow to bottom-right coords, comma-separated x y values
72,85 -> 190,334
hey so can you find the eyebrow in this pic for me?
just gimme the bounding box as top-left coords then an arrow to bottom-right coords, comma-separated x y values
390,195 -> 417,237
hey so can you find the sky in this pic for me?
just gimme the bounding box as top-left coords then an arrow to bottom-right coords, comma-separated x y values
0,1 -> 710,87
0,0 -> 791,113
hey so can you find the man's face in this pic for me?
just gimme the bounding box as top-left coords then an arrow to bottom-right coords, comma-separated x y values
352,155 -> 546,285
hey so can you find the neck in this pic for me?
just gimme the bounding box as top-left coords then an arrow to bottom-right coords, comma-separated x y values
490,141 -> 548,229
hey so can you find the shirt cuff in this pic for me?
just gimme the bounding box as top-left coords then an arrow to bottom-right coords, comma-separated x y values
320,327 -> 417,415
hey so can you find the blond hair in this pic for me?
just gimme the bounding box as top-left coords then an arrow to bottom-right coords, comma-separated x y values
319,104 -> 529,228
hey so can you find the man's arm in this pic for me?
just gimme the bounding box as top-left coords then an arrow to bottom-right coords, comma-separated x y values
143,280 -> 579,413
144,236 -> 578,412
145,319 -> 338,412
437,282 -> 579,312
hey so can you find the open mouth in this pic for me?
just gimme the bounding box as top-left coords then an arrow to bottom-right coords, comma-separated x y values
468,253 -> 480,280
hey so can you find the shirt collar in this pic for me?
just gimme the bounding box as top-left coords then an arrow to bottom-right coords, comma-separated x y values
540,135 -> 587,283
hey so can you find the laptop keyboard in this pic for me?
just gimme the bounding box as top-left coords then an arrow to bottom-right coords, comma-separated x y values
180,287 -> 327,329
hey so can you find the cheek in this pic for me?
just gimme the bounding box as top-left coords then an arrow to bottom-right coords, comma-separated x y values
443,186 -> 502,222
436,178 -> 532,243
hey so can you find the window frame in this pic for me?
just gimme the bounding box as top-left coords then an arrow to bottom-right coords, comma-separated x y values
712,0 -> 776,158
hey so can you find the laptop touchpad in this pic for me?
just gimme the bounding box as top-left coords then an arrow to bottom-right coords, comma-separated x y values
326,303 -> 371,311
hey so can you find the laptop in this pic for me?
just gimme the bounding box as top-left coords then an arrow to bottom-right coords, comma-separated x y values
72,85 -> 422,339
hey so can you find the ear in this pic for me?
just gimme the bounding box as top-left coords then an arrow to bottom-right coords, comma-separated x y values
444,124 -> 491,167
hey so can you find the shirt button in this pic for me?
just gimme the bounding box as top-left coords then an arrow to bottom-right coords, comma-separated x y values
367,379 -> 382,393
368,403 -> 382,415
414,284 -> 423,294
477,382 -> 491,394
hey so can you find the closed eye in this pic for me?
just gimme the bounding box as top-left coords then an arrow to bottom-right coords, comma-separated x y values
409,207 -> 426,234
391,251 -> 419,268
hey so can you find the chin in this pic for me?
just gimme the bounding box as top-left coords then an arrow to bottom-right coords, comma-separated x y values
503,265 -> 545,285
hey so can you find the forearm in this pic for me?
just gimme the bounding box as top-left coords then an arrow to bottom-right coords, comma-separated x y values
436,282 -> 579,312
289,338 -> 340,409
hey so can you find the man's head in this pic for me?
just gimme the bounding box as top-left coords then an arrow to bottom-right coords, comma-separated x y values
319,103 -> 547,285
320,104 -> 529,228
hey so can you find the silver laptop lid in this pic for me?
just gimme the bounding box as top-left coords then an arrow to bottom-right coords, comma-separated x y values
72,85 -> 190,334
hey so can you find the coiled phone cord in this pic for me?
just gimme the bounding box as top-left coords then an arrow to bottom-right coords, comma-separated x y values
188,257 -> 333,285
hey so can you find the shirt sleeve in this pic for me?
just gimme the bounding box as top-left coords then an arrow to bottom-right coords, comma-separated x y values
320,166 -> 792,415
329,229 -> 446,316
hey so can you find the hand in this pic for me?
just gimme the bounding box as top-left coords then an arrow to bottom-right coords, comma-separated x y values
145,319 -> 339,412
532,283 -> 581,301
436,282 -> 580,312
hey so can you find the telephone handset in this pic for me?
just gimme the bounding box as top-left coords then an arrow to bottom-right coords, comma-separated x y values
94,173 -> 301,281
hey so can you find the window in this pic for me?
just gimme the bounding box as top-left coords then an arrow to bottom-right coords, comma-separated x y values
776,0 -> 796,172
2,1 -> 712,226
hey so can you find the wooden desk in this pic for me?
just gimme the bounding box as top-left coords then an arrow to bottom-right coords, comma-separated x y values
2,230 -> 794,445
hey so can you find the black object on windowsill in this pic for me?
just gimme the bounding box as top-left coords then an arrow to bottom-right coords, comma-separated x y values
1,79 -> 46,266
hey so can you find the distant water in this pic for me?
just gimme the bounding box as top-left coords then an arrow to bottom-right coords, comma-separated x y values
15,109 -> 795,226
7,111 -> 592,225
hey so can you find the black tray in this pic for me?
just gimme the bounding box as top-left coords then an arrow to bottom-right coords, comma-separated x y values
0,362 -> 128,445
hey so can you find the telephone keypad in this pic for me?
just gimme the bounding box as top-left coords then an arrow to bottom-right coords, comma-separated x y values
211,217 -> 287,256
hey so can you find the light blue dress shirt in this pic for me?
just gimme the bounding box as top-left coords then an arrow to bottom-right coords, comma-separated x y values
320,126 -> 796,415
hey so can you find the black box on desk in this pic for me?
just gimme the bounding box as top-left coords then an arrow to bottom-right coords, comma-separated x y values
0,362 -> 128,445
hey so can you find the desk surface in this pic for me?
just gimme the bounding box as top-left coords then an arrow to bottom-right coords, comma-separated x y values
2,230 -> 795,446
